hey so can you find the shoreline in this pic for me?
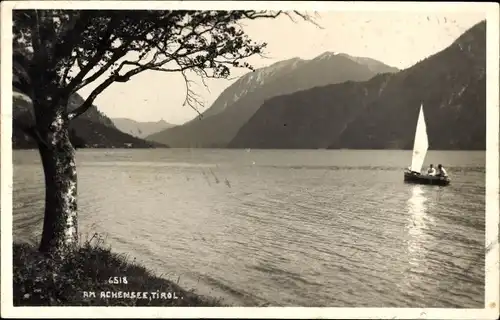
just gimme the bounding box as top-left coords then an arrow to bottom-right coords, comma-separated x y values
12,241 -> 223,306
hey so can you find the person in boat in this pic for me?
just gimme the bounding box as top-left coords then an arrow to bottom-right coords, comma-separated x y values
436,164 -> 448,178
426,164 -> 436,176
406,166 -> 420,175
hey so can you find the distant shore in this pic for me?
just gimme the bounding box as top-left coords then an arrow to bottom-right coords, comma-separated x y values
13,241 -> 222,306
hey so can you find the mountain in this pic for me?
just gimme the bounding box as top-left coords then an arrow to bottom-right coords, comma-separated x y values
228,21 -> 486,150
146,54 -> 399,147
12,92 -> 166,149
10,49 -> 167,149
111,118 -> 176,139
68,118 -> 166,149
67,94 -> 117,129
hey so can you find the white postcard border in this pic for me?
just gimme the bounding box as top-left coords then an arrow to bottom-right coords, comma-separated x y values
1,1 -> 498,319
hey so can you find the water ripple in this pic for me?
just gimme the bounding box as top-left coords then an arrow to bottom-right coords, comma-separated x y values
13,149 -> 485,307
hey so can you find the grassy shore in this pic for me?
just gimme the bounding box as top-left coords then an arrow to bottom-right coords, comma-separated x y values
13,236 -> 223,306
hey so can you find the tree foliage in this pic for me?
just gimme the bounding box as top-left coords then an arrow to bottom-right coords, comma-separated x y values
13,9 -> 317,127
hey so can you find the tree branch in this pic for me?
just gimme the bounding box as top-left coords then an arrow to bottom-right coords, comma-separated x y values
67,54 -> 198,121
67,13 -> 174,94
67,76 -> 115,121
242,10 -> 283,20
60,55 -> 77,86
52,11 -> 93,61
288,11 -> 324,29
31,10 -> 44,62
180,70 -> 204,120
57,10 -> 320,122
62,16 -> 120,98
72,45 -> 129,92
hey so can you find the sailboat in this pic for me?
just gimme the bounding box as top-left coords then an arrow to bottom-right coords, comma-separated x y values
403,103 -> 450,186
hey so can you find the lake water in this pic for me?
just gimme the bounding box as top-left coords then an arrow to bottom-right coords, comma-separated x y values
12,149 -> 485,307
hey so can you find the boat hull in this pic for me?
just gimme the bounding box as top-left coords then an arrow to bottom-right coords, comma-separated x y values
404,171 -> 450,186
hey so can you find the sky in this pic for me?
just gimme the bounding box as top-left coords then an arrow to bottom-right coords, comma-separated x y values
76,9 -> 485,125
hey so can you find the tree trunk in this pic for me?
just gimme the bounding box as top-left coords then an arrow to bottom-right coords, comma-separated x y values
37,107 -> 78,254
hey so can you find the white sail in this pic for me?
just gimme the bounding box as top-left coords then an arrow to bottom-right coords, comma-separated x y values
410,104 -> 429,173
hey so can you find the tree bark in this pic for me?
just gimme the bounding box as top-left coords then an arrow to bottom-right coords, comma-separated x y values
36,105 -> 78,254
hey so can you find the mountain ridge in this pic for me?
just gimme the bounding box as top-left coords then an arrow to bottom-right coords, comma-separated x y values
11,91 -> 167,149
228,20 -> 486,150
111,118 -> 176,139
146,52 -> 399,147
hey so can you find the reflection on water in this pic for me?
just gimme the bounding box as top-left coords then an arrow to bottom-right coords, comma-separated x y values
404,185 -> 435,290
407,185 -> 428,260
